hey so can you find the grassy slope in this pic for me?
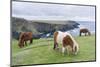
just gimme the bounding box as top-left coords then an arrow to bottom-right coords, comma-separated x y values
12,35 -> 96,65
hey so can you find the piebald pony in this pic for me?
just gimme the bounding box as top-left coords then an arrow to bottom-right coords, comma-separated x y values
53,31 -> 79,55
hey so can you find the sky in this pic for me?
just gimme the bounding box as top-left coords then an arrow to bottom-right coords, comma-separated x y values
12,1 -> 95,21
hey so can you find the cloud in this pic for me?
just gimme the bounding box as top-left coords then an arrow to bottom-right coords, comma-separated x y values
12,1 -> 95,21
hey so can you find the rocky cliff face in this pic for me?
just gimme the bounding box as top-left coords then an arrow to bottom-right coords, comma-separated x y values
12,17 -> 79,33
11,17 -> 79,39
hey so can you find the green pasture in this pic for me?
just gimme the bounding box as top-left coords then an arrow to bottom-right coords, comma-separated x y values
11,35 -> 96,66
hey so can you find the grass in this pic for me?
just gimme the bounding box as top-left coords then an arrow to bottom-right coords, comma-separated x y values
11,35 -> 96,66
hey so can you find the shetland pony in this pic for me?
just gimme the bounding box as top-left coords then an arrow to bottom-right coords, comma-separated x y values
80,28 -> 91,36
18,32 -> 33,48
53,31 -> 79,55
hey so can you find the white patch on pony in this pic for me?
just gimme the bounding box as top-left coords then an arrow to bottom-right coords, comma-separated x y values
57,31 -> 68,44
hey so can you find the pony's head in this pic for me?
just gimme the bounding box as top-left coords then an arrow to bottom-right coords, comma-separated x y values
73,45 -> 79,55
72,41 -> 79,55
18,32 -> 24,48
18,39 -> 24,48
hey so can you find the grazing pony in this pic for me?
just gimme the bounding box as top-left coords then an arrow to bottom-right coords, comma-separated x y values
80,28 -> 91,36
18,32 -> 33,48
53,31 -> 79,55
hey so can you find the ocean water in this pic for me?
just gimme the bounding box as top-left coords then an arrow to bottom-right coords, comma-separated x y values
67,21 -> 96,36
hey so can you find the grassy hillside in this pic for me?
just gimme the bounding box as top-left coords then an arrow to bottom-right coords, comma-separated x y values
11,35 -> 96,66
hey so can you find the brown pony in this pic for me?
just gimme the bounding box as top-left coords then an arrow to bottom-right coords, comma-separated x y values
80,28 -> 91,36
18,32 -> 33,48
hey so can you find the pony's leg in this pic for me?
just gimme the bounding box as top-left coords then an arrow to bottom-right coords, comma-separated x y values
56,43 -> 59,48
74,47 -> 78,55
67,45 -> 73,54
23,42 -> 24,47
88,32 -> 89,36
21,40 -> 24,48
53,42 -> 56,49
20,42 -> 24,48
53,42 -> 58,50
18,43 -> 21,48
88,32 -> 91,36
30,38 -> 33,44
25,41 -> 27,46
72,46 -> 75,54
80,32 -> 81,36
85,33 -> 86,36
62,47 -> 65,55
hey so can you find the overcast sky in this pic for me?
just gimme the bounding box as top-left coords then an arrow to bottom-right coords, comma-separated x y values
12,1 -> 95,21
